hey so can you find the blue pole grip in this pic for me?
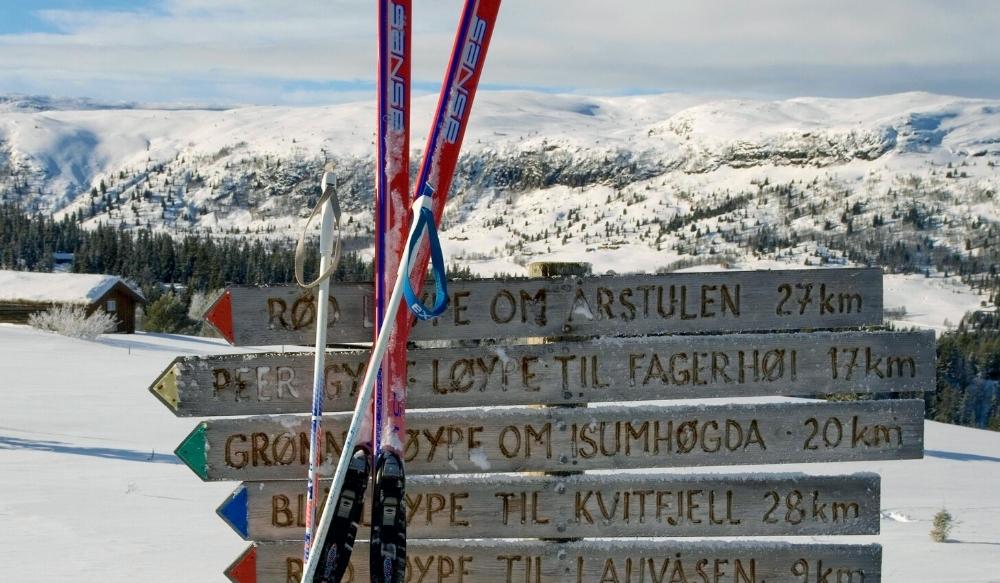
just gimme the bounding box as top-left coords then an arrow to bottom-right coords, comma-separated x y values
402,206 -> 449,320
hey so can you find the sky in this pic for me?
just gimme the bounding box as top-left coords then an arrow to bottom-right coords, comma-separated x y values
1,0 -> 999,106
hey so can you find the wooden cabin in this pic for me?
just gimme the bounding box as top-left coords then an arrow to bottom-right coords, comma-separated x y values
0,271 -> 145,334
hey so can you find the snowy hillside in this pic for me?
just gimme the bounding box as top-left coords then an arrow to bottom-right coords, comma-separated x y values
0,91 -> 997,277
1,324 -> 999,582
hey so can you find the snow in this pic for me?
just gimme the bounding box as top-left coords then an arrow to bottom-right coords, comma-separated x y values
1,92 -> 995,330
1,324 -> 999,581
0,326 -> 251,581
2,91 -> 997,236
883,273 -> 987,332
0,270 -> 140,304
468,448 -> 491,471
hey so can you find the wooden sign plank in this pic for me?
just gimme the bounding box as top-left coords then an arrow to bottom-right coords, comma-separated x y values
227,540 -> 882,583
206,268 -> 883,346
176,399 -> 923,481
219,472 -> 880,541
152,330 -> 935,416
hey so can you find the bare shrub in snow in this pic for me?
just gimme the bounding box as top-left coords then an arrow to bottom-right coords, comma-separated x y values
883,306 -> 908,319
931,508 -> 954,542
28,305 -> 119,340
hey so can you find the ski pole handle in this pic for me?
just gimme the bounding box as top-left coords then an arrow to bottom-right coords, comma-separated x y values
401,191 -> 449,320
295,172 -> 343,289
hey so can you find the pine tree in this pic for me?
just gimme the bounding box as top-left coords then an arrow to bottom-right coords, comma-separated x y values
142,292 -> 192,334
988,406 -> 1000,432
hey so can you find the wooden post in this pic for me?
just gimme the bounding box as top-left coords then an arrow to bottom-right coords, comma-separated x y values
528,262 -> 591,542
527,262 -> 593,280
523,264 -> 619,545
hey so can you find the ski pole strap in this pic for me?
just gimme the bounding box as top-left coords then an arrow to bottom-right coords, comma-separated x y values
402,194 -> 449,320
294,174 -> 343,289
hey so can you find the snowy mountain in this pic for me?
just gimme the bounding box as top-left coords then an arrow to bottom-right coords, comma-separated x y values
1,91 -> 997,275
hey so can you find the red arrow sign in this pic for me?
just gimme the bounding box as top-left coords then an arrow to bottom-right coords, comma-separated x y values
204,289 -> 235,344
224,545 -> 256,583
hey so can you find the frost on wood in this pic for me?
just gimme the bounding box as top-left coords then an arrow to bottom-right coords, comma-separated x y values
28,305 -> 118,340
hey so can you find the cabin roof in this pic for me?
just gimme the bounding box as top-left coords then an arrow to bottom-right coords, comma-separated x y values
0,270 -> 144,305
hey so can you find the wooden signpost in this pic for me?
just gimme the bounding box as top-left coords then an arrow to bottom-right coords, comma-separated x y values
151,330 -> 935,416
218,472 -> 881,541
146,266 -> 930,582
175,400 -> 923,481
203,268 -> 884,345
228,540 -> 883,583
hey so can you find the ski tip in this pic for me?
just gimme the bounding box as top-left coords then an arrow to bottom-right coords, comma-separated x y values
217,483 -> 250,540
149,360 -> 181,414
204,289 -> 235,345
174,422 -> 209,481
224,545 -> 257,583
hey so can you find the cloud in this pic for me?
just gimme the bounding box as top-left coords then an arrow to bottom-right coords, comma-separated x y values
0,0 -> 998,104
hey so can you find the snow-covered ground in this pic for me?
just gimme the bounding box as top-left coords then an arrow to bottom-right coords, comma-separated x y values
0,326 -> 254,581
2,91 -> 998,280
1,322 -> 998,582
883,273 -> 989,332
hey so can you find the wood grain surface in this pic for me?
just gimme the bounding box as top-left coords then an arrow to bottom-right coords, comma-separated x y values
213,268 -> 883,346
223,472 -> 880,541
153,330 -> 934,416
179,399 -> 924,481
229,540 -> 882,583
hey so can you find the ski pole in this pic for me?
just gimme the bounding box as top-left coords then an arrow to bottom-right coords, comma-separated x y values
294,172 -> 342,564
301,192 -> 447,583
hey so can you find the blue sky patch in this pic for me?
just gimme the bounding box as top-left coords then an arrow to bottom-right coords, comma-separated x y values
0,0 -> 162,35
